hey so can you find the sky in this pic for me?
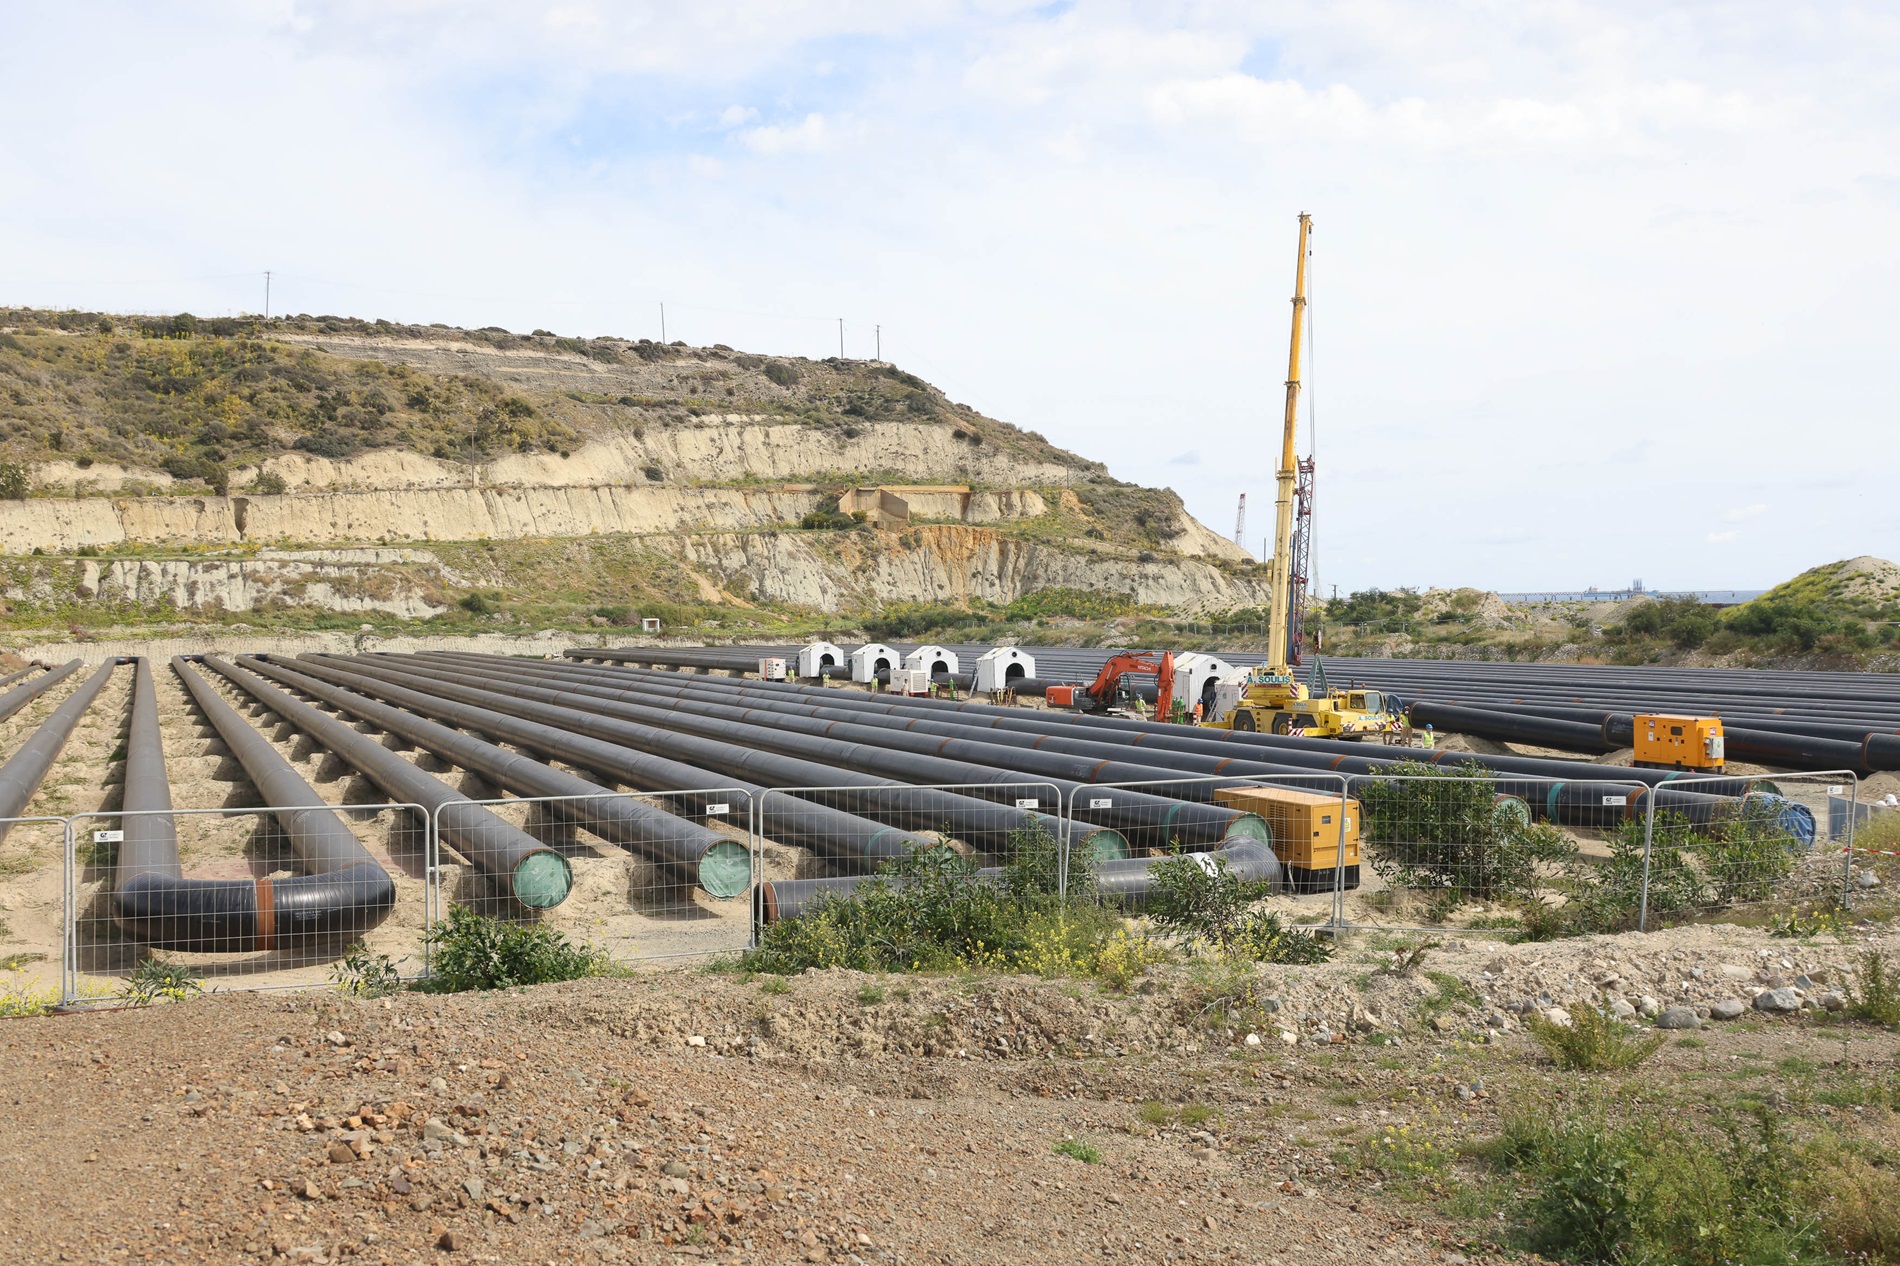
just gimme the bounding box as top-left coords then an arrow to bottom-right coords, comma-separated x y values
1,1 -> 1895,596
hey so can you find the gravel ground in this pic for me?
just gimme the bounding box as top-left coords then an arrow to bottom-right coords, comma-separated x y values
9,916 -> 1900,1266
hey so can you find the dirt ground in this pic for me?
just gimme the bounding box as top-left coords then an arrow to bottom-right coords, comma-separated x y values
6,920 -> 1900,1266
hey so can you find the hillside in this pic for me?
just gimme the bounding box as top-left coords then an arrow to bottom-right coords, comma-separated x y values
0,308 -> 1269,636
1313,558 -> 1900,670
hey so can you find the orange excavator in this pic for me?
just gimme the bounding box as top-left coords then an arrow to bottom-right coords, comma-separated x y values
1044,652 -> 1176,718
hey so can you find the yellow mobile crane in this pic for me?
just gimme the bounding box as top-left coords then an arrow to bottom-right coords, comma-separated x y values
1213,214 -> 1400,739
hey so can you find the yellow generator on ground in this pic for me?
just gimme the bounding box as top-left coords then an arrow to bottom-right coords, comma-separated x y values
1214,784 -> 1362,893
1633,713 -> 1726,771
1211,666 -> 1399,738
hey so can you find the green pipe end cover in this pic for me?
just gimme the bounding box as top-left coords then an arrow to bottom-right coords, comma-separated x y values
1086,829 -> 1131,862
1220,812 -> 1271,844
512,850 -> 574,910
698,840 -> 752,899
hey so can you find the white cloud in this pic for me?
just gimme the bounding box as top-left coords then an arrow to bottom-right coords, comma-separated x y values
740,113 -> 838,155
0,2 -> 1893,593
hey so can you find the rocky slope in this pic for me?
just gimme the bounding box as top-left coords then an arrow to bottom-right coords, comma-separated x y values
0,310 -> 1265,621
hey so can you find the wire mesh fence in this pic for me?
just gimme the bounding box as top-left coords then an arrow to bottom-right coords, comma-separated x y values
64,802 -> 431,1006
1635,770 -> 1856,930
1330,765 -> 1859,935
1063,772 -> 1352,923
752,780 -> 1064,914
439,789 -> 758,967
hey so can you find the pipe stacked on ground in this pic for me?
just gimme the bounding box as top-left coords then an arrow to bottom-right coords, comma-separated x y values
0,660 -> 114,845
326,653 -> 1267,850
163,658 -> 398,949
497,654 -> 1772,834
234,656 -> 754,897
567,642 -> 1900,773
759,839 -> 1282,924
203,656 -> 572,909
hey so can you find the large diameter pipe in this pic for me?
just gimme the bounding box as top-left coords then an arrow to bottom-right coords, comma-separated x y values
172,658 -> 397,946
275,656 -> 927,874
463,658 -> 1736,832
760,840 -> 1283,924
340,655 -> 1264,850
400,660 -> 1127,860
0,659 -> 115,845
205,656 -> 571,909
233,656 -> 751,898
0,658 -> 81,729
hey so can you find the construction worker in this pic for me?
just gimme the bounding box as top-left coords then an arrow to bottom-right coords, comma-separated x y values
1421,724 -> 1436,751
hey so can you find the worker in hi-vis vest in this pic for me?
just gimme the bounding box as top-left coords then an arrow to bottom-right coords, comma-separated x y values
1420,724 -> 1435,750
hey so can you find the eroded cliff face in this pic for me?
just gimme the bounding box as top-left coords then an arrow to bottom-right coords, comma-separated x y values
659,526 -> 1272,611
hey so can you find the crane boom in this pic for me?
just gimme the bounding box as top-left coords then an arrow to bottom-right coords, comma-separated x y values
1265,213 -> 1310,676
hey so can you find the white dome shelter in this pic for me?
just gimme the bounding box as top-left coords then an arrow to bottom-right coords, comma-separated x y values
903,645 -> 960,678
849,643 -> 901,683
797,641 -> 845,679
1171,653 -> 1236,717
974,647 -> 1035,692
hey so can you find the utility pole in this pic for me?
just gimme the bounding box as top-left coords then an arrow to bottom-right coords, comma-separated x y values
875,325 -> 881,361
838,318 -> 844,359
660,302 -> 667,343
263,270 -> 271,319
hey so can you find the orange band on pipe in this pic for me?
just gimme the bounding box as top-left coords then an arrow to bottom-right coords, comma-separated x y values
254,878 -> 276,952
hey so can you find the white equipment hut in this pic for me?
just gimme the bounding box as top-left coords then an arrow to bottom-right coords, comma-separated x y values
973,647 -> 1036,692
849,643 -> 901,683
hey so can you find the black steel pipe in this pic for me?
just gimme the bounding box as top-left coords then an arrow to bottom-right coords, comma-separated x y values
206,656 -> 572,909
233,655 -> 751,897
279,656 -> 935,874
0,657 -> 81,729
345,654 -> 1265,850
167,658 -> 397,949
402,657 -> 1129,861
475,657 -> 1754,831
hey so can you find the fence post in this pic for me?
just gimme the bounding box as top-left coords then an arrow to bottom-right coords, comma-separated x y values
1636,785 -> 1658,933
1332,775 -> 1349,933
1843,778 -> 1858,911
61,817 -> 75,1007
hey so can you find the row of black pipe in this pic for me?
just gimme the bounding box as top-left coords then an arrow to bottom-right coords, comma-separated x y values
580,641 -> 1900,773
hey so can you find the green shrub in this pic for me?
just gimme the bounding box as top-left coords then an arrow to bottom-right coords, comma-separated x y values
331,945 -> 402,998
1849,950 -> 1900,1027
1496,1109 -> 1818,1265
1359,762 -> 1576,907
458,591 -> 499,616
0,459 -> 28,501
1003,588 -> 1138,621
421,904 -> 607,992
1052,1139 -> 1102,1164
1145,852 -> 1332,963
764,361 -> 801,387
746,825 -> 1117,978
248,470 -> 289,495
1526,1002 -> 1664,1071
860,601 -> 977,639
121,959 -> 203,1006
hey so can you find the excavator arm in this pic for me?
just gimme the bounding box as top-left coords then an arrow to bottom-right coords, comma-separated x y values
1076,652 -> 1175,716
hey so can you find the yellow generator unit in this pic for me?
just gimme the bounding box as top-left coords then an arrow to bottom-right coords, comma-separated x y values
1213,785 -> 1361,894
1633,713 -> 1725,771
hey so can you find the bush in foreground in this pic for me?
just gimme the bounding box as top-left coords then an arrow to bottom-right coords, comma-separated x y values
421,905 -> 608,992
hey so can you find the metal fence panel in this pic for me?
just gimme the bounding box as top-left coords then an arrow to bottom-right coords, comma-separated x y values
1063,771 -> 1352,927
753,780 -> 1065,912
64,802 -> 431,1005
437,788 -> 757,967
1640,769 -> 1858,929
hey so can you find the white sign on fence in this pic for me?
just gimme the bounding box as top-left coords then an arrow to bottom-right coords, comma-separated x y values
1015,798 -> 1039,809
92,830 -> 124,844
706,803 -> 730,816
1089,798 -> 1112,809
1602,796 -> 1628,807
